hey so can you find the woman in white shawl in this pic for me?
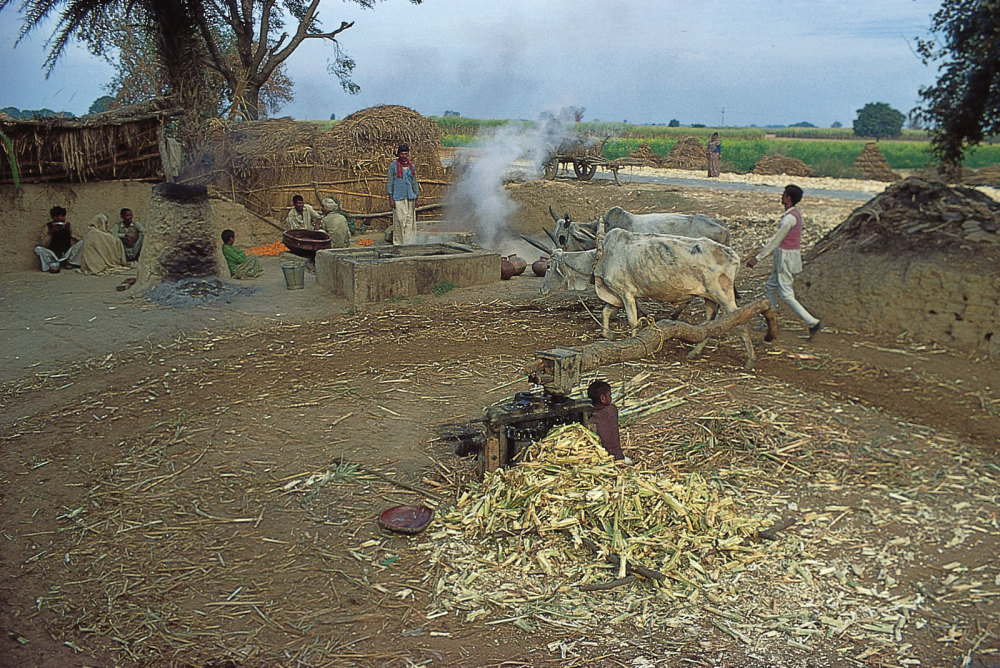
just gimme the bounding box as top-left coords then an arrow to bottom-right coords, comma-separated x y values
79,214 -> 129,274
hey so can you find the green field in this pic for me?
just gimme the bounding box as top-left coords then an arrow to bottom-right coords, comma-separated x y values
426,118 -> 1000,177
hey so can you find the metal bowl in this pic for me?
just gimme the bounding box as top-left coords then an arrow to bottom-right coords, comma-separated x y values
282,229 -> 332,256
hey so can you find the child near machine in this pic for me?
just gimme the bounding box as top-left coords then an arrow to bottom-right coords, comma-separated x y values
587,379 -> 631,463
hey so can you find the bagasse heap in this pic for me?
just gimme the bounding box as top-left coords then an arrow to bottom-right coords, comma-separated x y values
430,424 -> 765,589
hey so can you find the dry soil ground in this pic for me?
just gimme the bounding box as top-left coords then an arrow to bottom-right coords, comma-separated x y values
1,173 -> 998,668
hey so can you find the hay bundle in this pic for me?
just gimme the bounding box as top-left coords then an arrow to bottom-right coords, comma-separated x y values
624,142 -> 663,167
204,106 -> 449,228
660,136 -> 707,170
752,154 -> 810,177
853,142 -> 899,182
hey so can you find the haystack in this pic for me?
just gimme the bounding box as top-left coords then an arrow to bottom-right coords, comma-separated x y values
661,136 -> 707,170
203,105 -> 448,227
752,154 -> 810,177
624,142 -> 663,168
799,177 -> 1000,355
853,142 -> 899,181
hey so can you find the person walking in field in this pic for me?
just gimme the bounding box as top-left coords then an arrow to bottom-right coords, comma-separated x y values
747,184 -> 823,339
386,144 -> 420,245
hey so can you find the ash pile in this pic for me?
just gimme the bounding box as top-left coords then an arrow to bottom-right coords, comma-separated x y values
799,177 -> 1000,355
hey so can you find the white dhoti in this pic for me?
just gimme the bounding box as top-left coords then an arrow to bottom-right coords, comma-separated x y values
392,198 -> 417,245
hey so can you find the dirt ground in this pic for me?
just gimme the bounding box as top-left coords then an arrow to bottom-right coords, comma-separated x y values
1,173 -> 998,668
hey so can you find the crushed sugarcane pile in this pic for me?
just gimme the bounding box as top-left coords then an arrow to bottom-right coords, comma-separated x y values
549,135 -> 604,159
660,136 -> 708,170
752,154 -> 810,177
420,423 -> 771,623
852,142 -> 899,182
811,176 -> 1000,256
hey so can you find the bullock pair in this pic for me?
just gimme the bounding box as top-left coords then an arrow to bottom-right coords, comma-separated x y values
524,207 -> 756,369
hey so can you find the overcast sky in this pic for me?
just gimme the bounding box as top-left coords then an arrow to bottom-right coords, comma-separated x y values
0,0 -> 942,127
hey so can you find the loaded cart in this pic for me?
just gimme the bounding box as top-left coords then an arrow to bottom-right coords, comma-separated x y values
541,135 -> 632,184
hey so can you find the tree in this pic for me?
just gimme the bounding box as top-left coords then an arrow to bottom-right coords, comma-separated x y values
831,121 -> 842,128
98,22 -> 293,118
1,0 -> 423,125
789,121 -> 816,127
853,102 -> 905,139
560,106 -> 585,123
913,0 -> 1000,166
87,95 -> 115,114
668,119 -> 680,127
443,110 -> 461,117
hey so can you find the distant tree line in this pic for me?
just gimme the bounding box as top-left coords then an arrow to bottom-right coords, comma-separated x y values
0,106 -> 75,119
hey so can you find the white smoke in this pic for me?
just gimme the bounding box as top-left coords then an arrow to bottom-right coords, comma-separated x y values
443,112 -> 574,255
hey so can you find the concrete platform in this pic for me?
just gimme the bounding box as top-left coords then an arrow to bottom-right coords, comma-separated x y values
316,243 -> 500,305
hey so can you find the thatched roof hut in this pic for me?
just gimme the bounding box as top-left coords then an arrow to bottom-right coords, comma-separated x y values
203,105 -> 449,226
0,97 -> 183,184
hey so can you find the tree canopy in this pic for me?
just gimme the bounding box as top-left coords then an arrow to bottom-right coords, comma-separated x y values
913,0 -> 1000,166
853,102 -> 905,140
1,0 -> 422,122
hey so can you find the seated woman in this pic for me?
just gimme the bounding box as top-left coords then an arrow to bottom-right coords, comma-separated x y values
221,229 -> 263,279
78,213 -> 128,274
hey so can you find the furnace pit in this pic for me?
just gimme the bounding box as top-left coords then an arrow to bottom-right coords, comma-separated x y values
316,243 -> 499,305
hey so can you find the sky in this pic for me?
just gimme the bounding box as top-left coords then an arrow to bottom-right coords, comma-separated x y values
0,0 -> 943,127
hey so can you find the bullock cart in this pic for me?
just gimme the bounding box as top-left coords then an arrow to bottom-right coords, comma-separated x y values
542,135 -> 629,184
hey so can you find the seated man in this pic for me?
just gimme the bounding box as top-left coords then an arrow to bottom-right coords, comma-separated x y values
111,208 -> 146,262
221,229 -> 263,279
316,197 -> 351,248
284,194 -> 321,230
34,205 -> 83,273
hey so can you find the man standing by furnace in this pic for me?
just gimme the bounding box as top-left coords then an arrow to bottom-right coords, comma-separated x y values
386,144 -> 420,245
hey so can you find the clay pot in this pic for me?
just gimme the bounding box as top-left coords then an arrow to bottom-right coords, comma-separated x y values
507,253 -> 527,276
500,257 -> 516,280
531,256 -> 548,277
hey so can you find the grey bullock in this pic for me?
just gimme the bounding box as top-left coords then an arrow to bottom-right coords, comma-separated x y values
548,205 -> 730,252
540,228 -> 755,369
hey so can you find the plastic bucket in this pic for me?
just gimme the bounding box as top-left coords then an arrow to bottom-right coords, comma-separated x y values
281,262 -> 306,290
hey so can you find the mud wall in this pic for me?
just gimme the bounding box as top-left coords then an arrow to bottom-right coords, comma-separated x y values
0,183 -> 281,273
799,251 -> 998,356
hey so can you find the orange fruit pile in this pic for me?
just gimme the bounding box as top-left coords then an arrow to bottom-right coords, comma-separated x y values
357,238 -> 374,246
249,240 -> 287,256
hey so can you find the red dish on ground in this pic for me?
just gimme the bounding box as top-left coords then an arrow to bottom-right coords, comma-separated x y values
378,505 -> 434,535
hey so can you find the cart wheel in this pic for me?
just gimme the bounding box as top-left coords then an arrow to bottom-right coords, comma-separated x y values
574,161 -> 597,181
542,158 -> 558,180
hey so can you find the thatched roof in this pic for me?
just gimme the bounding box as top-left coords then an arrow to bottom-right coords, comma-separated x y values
0,97 -> 183,184
202,105 -> 449,224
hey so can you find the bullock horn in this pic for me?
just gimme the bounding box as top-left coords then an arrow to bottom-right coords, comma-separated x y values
597,216 -> 606,236
543,227 -> 559,245
521,234 -> 554,254
548,206 -> 560,222
564,211 -> 571,223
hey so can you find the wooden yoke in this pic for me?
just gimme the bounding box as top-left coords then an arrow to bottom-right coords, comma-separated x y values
527,298 -> 777,395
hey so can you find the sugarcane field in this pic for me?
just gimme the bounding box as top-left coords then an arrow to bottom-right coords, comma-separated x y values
1,136 -> 1000,668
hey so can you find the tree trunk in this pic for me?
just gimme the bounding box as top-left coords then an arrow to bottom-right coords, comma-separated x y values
239,84 -> 262,121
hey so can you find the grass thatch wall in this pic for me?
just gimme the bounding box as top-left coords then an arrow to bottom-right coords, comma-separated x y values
0,98 -> 182,184
202,105 -> 450,227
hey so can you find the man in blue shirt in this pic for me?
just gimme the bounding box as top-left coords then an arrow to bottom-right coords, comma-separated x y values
386,144 -> 420,245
